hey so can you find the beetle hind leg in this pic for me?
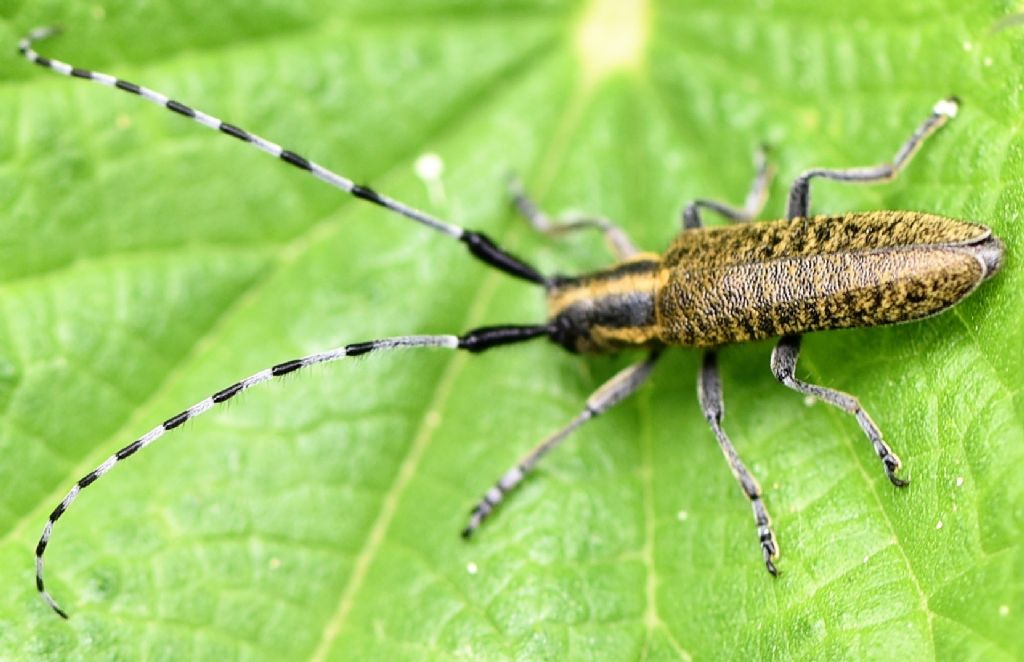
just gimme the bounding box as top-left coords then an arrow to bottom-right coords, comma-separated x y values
698,351 -> 780,575
770,335 -> 908,487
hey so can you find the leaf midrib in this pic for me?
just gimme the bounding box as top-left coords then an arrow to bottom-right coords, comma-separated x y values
308,52 -> 602,662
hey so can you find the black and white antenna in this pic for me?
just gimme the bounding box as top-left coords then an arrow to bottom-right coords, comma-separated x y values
19,26 -> 555,618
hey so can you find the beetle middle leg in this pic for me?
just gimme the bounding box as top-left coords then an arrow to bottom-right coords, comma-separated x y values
507,176 -> 638,259
770,334 -> 907,487
785,97 -> 959,220
682,145 -> 773,230
462,351 -> 659,537
698,351 -> 779,575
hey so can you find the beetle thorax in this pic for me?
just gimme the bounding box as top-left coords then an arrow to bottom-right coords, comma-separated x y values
546,255 -> 665,353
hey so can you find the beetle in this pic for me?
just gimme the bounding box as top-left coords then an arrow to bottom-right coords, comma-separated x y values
20,27 -> 1003,618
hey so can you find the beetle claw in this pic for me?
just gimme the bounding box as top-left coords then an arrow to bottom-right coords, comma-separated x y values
883,453 -> 909,487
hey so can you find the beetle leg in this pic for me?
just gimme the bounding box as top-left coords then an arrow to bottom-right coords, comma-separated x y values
682,145 -> 773,229
507,175 -> 638,259
698,351 -> 780,575
462,351 -> 659,537
770,335 -> 908,487
786,97 -> 959,219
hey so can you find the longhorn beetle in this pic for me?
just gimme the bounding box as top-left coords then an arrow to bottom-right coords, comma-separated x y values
21,27 -> 1004,619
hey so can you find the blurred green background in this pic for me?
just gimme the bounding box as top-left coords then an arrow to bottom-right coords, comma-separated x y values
0,1 -> 1021,659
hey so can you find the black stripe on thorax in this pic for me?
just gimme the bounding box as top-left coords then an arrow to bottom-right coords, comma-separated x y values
549,291 -> 657,352
587,291 -> 657,328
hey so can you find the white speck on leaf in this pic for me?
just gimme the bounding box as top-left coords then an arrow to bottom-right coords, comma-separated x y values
414,152 -> 444,180
414,153 -> 447,207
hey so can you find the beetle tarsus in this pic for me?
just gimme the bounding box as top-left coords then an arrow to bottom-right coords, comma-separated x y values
761,533 -> 780,576
755,500 -> 780,576
461,502 -> 491,539
882,453 -> 909,487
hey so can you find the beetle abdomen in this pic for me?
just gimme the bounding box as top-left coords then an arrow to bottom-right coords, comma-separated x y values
657,212 -> 1002,347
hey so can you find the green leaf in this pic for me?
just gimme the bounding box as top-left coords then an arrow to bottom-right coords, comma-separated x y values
2,1 -> 1021,659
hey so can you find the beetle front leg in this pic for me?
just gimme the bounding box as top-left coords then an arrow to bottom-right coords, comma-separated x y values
697,351 -> 779,575
507,176 -> 638,259
770,335 -> 908,487
682,145 -> 773,229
